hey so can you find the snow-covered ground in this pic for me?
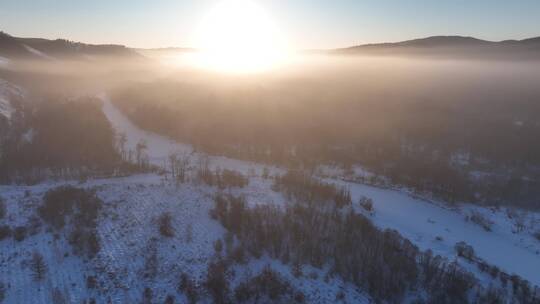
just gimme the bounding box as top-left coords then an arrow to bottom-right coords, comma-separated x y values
343,182 -> 540,284
0,173 -> 368,303
1,174 -> 219,303
1,94 -> 539,303
102,94 -> 540,287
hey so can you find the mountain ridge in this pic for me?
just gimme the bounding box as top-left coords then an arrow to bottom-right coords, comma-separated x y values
333,35 -> 540,60
0,31 -> 143,61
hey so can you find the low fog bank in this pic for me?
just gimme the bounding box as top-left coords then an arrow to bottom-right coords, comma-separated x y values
111,53 -> 540,207
2,51 -> 540,206
3,51 -> 540,103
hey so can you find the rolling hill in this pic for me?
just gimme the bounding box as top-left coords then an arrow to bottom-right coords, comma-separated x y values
0,31 -> 142,62
334,35 -> 540,60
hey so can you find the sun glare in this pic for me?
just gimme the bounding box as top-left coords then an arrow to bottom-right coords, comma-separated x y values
193,0 -> 290,73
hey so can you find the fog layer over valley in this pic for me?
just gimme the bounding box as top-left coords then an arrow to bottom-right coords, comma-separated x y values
1,41 -> 540,303
113,55 -> 540,208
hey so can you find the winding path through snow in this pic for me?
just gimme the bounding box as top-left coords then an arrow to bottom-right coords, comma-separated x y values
101,94 -> 192,165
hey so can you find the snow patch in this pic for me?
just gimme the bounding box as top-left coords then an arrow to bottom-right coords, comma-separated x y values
0,55 -> 10,67
0,78 -> 25,120
23,44 -> 56,60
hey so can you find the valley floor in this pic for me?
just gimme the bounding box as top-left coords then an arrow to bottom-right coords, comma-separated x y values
0,95 -> 538,303
101,94 -> 540,287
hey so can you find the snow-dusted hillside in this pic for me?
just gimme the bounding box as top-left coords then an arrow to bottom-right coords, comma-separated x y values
0,172 -> 370,303
0,55 -> 9,67
22,45 -> 56,61
0,78 -> 24,120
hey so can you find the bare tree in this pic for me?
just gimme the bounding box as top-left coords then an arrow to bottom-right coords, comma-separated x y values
30,251 -> 47,281
117,132 -> 128,161
177,152 -> 191,183
185,223 -> 193,243
135,139 -> 148,168
169,152 -> 178,180
51,288 -> 66,304
0,281 -> 5,303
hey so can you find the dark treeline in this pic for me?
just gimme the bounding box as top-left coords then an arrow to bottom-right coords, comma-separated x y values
197,166 -> 249,189
39,186 -> 102,258
111,74 -> 540,208
274,170 -> 351,208
0,97 -> 129,183
210,172 -> 540,303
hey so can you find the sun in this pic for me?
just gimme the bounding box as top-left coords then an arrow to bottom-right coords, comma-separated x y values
193,0 -> 289,73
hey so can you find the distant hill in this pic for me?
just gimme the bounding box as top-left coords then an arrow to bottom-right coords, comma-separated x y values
333,35 -> 540,60
0,31 -> 143,62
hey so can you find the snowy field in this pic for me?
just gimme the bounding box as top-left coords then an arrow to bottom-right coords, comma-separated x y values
1,94 -> 539,303
0,172 -> 371,303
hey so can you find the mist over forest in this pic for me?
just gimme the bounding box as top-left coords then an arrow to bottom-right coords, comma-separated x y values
108,55 -> 540,208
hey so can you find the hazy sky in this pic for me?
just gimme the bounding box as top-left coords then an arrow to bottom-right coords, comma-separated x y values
1,0 -> 540,49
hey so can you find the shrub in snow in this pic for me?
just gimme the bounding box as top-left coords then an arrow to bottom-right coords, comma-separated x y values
13,226 -> 26,242
69,227 -> 100,258
489,265 -> 500,279
231,245 -> 246,264
158,212 -> 174,237
335,290 -> 346,301
205,260 -> 229,304
213,239 -> 223,255
234,266 -> 297,303
0,225 -> 11,241
164,295 -> 175,304
0,197 -> 5,219
178,272 -> 199,304
359,196 -> 374,212
143,242 -> 158,279
294,291 -> 306,303
142,287 -> 153,304
534,231 -> 540,242
455,241 -> 475,260
30,251 -> 47,281
86,275 -> 97,289
51,288 -> 66,304
467,210 -> 493,232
